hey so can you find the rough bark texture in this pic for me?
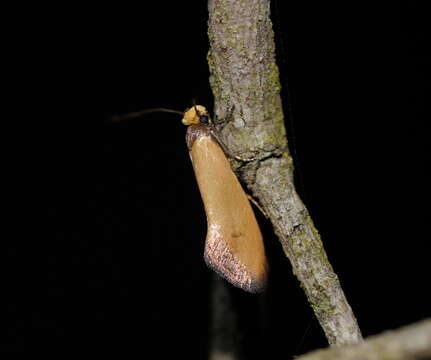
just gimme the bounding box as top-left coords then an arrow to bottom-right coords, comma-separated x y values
207,0 -> 362,345
296,319 -> 431,360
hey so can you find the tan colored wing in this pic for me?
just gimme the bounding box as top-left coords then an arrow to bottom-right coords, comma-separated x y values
188,128 -> 267,292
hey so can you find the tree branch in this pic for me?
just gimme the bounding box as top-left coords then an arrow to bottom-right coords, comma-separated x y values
207,0 -> 362,345
296,319 -> 431,360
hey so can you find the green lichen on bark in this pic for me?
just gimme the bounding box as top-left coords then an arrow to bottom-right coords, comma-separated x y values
208,0 -> 286,158
208,0 -> 362,346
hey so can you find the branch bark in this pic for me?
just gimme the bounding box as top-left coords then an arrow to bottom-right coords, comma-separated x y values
296,319 -> 431,360
207,0 -> 362,345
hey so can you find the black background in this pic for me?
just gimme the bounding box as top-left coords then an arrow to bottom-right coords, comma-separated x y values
4,0 -> 428,357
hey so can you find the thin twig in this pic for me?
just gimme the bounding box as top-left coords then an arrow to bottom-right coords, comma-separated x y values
207,0 -> 362,345
296,319 -> 431,360
208,275 -> 241,360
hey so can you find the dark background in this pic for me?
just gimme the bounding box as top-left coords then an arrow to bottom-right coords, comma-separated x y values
4,0 -> 428,357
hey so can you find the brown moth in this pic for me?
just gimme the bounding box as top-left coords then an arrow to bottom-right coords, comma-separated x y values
182,105 -> 267,293
112,105 -> 268,292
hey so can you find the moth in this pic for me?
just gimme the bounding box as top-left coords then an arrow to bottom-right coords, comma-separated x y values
112,105 -> 268,292
182,105 -> 267,293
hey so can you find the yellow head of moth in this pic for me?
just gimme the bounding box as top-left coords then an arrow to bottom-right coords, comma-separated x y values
182,105 -> 210,126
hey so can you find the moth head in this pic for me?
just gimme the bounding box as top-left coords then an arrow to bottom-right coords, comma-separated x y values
182,105 -> 210,126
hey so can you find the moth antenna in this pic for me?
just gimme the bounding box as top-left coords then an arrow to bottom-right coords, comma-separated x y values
110,108 -> 183,122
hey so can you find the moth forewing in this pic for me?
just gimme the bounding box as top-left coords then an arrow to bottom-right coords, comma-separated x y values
186,124 -> 267,293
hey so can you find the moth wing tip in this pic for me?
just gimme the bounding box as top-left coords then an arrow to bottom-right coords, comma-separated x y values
204,251 -> 267,293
